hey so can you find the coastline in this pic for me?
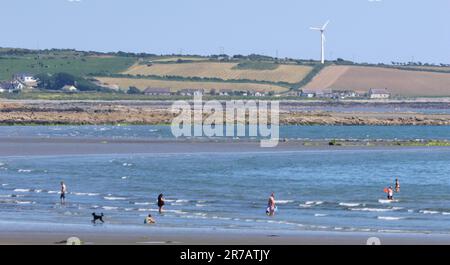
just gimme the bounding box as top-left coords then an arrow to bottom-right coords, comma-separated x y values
1,137 -> 450,157
1,222 -> 450,245
1,99 -> 450,126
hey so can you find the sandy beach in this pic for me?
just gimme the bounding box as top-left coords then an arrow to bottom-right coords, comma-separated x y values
1,222 -> 450,245
0,136 -> 448,157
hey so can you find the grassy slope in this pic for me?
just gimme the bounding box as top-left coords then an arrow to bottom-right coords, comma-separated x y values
0,55 -> 136,80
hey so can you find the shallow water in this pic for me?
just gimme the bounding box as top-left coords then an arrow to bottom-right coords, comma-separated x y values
1,147 -> 450,234
0,125 -> 449,141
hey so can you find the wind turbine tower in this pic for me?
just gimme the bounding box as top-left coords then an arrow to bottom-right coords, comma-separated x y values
310,20 -> 330,64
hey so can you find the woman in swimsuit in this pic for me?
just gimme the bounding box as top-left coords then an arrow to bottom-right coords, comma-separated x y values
266,192 -> 276,216
157,193 -> 165,213
395,178 -> 400,193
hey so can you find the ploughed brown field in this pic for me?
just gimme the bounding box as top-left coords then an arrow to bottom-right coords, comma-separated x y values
304,65 -> 450,97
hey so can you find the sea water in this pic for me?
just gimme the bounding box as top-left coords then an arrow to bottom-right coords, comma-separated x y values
0,126 -> 450,233
0,126 -> 450,234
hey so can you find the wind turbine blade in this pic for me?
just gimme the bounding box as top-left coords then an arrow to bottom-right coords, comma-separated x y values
310,27 -> 321,30
322,20 -> 330,30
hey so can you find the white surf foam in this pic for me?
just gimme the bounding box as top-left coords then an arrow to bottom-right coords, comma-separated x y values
377,216 -> 403,221
299,204 -> 312,208
73,192 -> 99,196
104,196 -> 127,201
314,213 -> 328,217
48,190 -> 60,194
339,202 -> 360,207
277,200 -> 294,204
102,206 -> 118,210
442,212 -> 450,215
18,169 -> 32,173
419,210 -> 440,215
15,200 -> 35,205
378,199 -> 399,204
305,201 -> 323,205
351,208 -> 393,212
14,189 -> 30,192
134,202 -> 151,205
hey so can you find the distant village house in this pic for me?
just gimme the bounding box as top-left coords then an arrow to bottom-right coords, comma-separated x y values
13,73 -> 38,88
61,85 -> 78,92
369,88 -> 390,99
143,87 -> 172,96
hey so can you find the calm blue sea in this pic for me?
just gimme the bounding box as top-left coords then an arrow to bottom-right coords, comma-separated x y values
1,125 -> 450,234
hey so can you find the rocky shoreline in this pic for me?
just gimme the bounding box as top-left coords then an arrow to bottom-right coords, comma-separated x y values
1,100 -> 450,126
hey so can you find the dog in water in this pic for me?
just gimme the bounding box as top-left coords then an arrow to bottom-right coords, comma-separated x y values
91,212 -> 104,224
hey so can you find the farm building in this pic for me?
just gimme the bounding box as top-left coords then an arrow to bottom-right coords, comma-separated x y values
178,89 -> 204,96
369,88 -> 390,99
13,73 -> 38,87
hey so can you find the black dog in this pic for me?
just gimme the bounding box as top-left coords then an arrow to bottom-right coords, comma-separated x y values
91,212 -> 104,224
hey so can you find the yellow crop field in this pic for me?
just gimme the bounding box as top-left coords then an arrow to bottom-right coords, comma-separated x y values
151,57 -> 207,62
122,62 -> 313,83
95,77 -> 289,93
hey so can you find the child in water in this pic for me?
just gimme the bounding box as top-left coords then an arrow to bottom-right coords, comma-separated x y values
144,214 -> 156,224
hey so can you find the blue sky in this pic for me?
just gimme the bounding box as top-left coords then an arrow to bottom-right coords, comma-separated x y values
1,0 -> 449,64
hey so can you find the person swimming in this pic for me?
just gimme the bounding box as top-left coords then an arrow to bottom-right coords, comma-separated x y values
266,192 -> 276,216
395,178 -> 400,193
157,193 -> 165,214
144,214 -> 155,224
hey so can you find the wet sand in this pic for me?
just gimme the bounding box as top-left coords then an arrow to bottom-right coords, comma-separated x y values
0,137 -> 448,157
1,222 -> 450,245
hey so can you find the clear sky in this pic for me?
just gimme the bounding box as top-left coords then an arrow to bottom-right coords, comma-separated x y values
1,0 -> 449,64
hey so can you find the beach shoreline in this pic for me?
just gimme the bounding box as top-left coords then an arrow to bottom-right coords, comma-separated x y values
1,222 -> 450,245
1,99 -> 450,126
1,136 -> 450,157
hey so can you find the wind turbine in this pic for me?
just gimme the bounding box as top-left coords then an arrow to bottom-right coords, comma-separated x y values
310,20 -> 330,64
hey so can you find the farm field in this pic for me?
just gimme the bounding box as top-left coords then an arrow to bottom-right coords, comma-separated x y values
94,77 -> 289,92
151,56 -> 208,62
122,62 -> 313,83
304,65 -> 450,96
0,55 -> 136,80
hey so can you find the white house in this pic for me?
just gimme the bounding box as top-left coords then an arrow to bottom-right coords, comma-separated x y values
300,89 -> 316,98
62,85 -> 78,92
13,73 -> 38,87
218,89 -> 232,96
369,88 -> 390,99
179,89 -> 204,96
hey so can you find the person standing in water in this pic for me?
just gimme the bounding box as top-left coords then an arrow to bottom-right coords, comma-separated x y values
157,193 -> 165,214
60,181 -> 67,205
395,178 -> 400,193
266,192 -> 276,216
387,186 -> 394,200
